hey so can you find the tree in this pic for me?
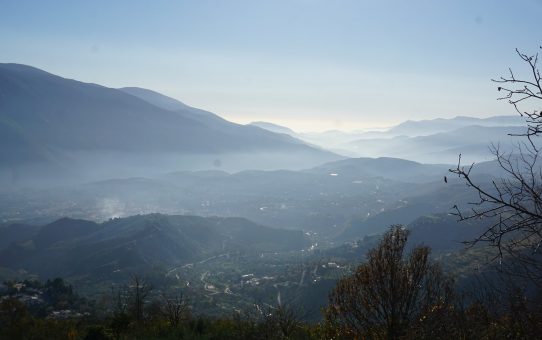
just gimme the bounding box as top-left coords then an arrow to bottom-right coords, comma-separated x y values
260,304 -> 303,340
128,274 -> 152,323
160,292 -> 190,328
450,46 -> 542,283
0,298 -> 32,339
324,226 -> 454,339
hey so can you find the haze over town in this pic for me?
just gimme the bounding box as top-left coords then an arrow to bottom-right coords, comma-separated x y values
1,1 -> 542,338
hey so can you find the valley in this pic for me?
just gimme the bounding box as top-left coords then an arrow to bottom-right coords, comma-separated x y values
0,67 -> 513,320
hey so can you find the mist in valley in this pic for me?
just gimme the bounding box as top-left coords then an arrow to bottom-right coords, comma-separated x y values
1,1 -> 541,338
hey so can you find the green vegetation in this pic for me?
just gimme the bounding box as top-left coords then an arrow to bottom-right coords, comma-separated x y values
2,227 -> 541,339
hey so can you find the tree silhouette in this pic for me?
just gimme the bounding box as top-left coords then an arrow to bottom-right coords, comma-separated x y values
450,46 -> 542,283
128,274 -> 152,323
324,226 -> 454,339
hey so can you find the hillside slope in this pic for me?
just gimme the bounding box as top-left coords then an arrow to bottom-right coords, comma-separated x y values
0,214 -> 308,279
0,64 -> 340,182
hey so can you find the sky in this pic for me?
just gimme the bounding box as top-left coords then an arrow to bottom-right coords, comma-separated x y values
1,0 -> 541,132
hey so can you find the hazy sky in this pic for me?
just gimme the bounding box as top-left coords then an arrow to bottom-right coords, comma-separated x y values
1,0 -> 541,131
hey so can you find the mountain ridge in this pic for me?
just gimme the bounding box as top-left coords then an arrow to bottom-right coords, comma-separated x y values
0,63 -> 341,183
0,214 -> 309,279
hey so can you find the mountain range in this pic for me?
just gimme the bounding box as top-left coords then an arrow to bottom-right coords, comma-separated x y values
0,63 -> 340,185
1,62 -> 527,184
253,116 -> 527,163
345,125 -> 528,164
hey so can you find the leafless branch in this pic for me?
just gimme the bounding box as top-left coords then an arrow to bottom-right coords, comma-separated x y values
451,47 -> 542,284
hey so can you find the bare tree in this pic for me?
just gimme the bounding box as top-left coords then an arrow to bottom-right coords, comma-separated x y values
161,292 -> 190,328
494,48 -> 542,138
324,226 -> 454,339
261,304 -> 302,339
450,46 -> 542,282
128,274 -> 152,322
